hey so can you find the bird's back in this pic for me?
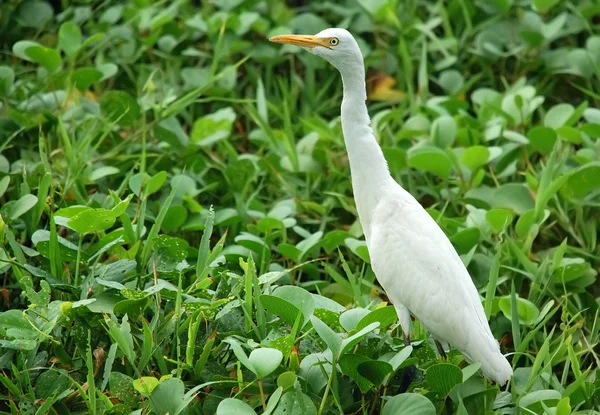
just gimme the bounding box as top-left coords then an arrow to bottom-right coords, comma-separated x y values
367,180 -> 512,384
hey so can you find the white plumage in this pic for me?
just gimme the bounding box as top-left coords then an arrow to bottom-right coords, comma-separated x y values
271,28 -> 513,385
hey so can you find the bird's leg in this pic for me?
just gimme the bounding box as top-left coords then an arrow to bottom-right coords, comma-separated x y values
403,333 -> 411,347
435,340 -> 447,359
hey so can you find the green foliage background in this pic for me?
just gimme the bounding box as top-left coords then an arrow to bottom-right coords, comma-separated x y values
0,0 -> 599,414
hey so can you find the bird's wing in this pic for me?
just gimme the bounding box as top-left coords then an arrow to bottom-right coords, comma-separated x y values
368,190 -> 495,357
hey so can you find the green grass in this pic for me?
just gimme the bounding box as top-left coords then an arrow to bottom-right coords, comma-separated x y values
0,0 -> 599,414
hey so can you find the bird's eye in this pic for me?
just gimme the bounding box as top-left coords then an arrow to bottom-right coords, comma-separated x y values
329,37 -> 339,46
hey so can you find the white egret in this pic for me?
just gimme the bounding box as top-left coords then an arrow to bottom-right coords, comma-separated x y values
270,29 -> 513,385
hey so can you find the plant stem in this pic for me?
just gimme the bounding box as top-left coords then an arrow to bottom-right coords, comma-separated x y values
258,378 -> 267,412
318,364 -> 335,415
74,234 -> 83,288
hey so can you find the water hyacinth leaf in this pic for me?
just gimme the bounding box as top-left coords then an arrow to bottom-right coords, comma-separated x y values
248,347 -> 283,378
277,372 -> 297,391
408,146 -> 452,178
340,322 -> 380,357
17,1 -> 54,28
426,363 -> 463,397
498,295 -> 540,325
383,393 -> 436,415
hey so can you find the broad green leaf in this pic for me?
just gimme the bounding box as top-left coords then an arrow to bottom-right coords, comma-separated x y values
310,316 -> 342,359
493,184 -> 535,215
58,21 -> 82,57
248,348 -> 282,378
562,164 -> 600,199
72,67 -> 103,90
68,208 -> 116,234
150,378 -> 187,415
384,393 -> 436,415
25,45 -> 62,72
358,360 -> 393,386
191,107 -> 236,146
408,146 -> 452,178
339,354 -> 374,393
426,363 -> 463,397
461,146 -> 490,170
355,306 -> 397,331
8,194 -> 37,221
498,295 -> 540,325
100,90 -> 141,126
216,398 -> 256,415
0,66 -> 15,96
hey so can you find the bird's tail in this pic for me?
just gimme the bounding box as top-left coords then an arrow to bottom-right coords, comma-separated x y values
476,348 -> 513,385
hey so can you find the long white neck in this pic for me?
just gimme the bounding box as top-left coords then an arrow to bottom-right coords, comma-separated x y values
339,66 -> 392,238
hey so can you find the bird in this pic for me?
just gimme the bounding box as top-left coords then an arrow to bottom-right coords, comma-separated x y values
270,28 -> 513,385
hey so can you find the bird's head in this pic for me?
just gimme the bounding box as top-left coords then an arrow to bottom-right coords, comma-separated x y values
269,28 -> 363,72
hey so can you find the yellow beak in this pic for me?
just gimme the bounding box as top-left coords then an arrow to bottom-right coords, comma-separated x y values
269,34 -> 329,49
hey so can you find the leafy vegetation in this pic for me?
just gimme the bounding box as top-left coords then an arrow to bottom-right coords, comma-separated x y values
0,0 -> 599,414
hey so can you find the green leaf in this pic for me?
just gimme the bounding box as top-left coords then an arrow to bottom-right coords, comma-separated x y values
498,295 -> 540,325
408,146 -> 452,178
272,390 -> 317,415
528,126 -> 557,154
355,306 -> 397,331
72,67 -> 103,91
216,398 -> 256,415
563,163 -> 600,199
544,104 -> 575,129
58,21 -> 82,58
67,208 -> 116,234
426,363 -> 463,397
150,378 -> 187,415
431,115 -> 457,148
100,90 -> 141,126
249,348 -> 283,378
17,1 -> 54,29
344,238 -> 370,263
191,107 -> 236,146
133,376 -> 159,397
486,209 -> 514,233
339,354 -> 374,393
383,393 -> 436,415
358,360 -> 393,386
8,194 -> 37,221
493,184 -> 535,215
461,146 -> 490,170
0,66 -> 15,96
310,316 -> 342,359
340,322 -> 380,357
25,45 -> 62,72
533,0 -> 560,12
